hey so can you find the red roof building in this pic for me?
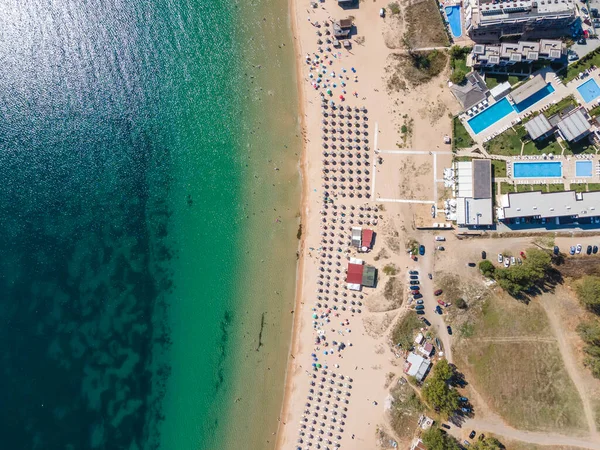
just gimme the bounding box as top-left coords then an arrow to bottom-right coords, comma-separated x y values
346,263 -> 364,284
361,229 -> 374,249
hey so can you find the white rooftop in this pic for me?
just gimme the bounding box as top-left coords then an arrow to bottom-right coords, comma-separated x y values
501,190 -> 600,219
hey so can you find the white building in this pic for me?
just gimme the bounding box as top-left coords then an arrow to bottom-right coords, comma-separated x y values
404,352 -> 432,382
455,159 -> 494,227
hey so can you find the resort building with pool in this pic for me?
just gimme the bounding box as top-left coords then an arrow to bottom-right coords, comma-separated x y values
465,0 -> 578,43
470,40 -> 565,69
498,190 -> 600,223
524,106 -> 593,143
450,71 -> 490,110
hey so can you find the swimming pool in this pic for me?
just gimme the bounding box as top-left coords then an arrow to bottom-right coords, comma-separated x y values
576,160 -> 593,177
513,161 -> 562,178
445,5 -> 462,38
577,78 -> 600,103
467,98 -> 515,134
513,83 -> 555,113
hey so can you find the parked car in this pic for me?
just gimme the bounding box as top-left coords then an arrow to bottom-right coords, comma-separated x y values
437,299 -> 447,307
441,423 -> 451,429
434,289 -> 443,296
582,6 -> 588,14
517,257 -> 522,265
410,275 -> 419,280
446,325 -> 452,335
481,251 -> 486,260
467,262 -> 476,267
469,430 -> 476,439
554,246 -> 560,255
437,246 -> 445,251
594,245 -> 598,254
570,246 -> 576,255
409,270 -> 418,275
587,245 -> 593,255
464,441 -> 471,447
415,305 -> 425,310
410,285 -> 420,291
409,280 -> 420,285
463,407 -> 472,413
504,257 -> 510,268
419,245 -> 425,255
520,251 -> 526,258
511,256 -> 516,265
416,299 -> 424,305
497,253 -> 503,263
459,396 -> 468,402
435,236 -> 446,241
577,244 -> 582,254
435,305 -> 443,315
428,273 -> 432,279
416,310 -> 425,315
420,317 -> 431,326
413,293 -> 423,299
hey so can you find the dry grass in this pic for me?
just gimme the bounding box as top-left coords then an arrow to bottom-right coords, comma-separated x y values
456,341 -> 585,432
388,381 -> 425,439
404,0 -> 450,49
451,291 -> 585,432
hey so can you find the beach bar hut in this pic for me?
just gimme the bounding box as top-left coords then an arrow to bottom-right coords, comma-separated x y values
361,229 -> 374,250
351,226 -> 362,247
346,261 -> 364,291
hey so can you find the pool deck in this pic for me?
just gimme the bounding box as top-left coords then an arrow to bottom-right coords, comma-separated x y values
459,67 -> 600,145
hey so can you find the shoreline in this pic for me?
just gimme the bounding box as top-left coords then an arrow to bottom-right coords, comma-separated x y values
274,0 -> 308,443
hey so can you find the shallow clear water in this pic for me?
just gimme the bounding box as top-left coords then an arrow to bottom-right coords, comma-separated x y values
0,1 -> 300,449
576,160 -> 593,177
577,78 -> 600,103
467,98 -> 515,134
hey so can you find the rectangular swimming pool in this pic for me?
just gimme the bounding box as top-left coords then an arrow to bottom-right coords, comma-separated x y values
576,160 -> 593,177
445,6 -> 462,38
513,161 -> 562,178
577,78 -> 600,103
467,98 -> 515,134
513,83 -> 555,113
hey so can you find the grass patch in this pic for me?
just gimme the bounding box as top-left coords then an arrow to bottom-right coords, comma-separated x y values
570,183 -> 587,192
589,105 -> 600,118
383,264 -> 399,276
484,73 -> 522,89
404,0 -> 450,49
516,184 -> 534,192
389,381 -> 425,437
450,45 -> 471,73
500,182 -> 515,194
388,1 -> 400,15
486,127 -> 526,156
547,183 -> 565,192
564,48 -> 600,83
542,95 -> 577,118
522,137 -> 562,156
457,341 -> 585,431
563,138 -> 597,155
386,50 -> 449,89
454,294 -> 585,432
491,159 -> 506,178
588,183 -> 600,191
452,117 -> 475,150
391,313 -> 424,351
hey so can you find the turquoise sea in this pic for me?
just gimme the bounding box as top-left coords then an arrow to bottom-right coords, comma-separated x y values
0,1 -> 300,449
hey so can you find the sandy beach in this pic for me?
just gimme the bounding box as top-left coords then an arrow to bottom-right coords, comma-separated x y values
276,0 -> 457,448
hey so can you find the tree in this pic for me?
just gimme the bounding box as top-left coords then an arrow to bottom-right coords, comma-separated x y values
471,437 -> 505,449
455,297 -> 467,309
576,276 -> 600,314
421,360 -> 460,419
479,260 -> 495,277
494,248 -> 552,296
450,69 -> 466,85
422,427 -> 461,450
